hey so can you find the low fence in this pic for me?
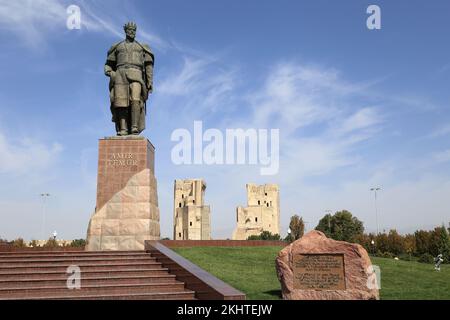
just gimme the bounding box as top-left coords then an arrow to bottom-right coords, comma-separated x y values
0,240 -> 287,252
159,240 -> 288,247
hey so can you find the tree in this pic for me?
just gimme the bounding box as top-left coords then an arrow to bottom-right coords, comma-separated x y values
353,233 -> 372,252
386,229 -> 405,255
70,239 -> 86,247
414,230 -> 431,255
316,214 -> 333,238
43,238 -> 59,248
247,231 -> 281,241
12,238 -> 27,248
315,210 -> 364,242
429,226 -> 450,260
29,240 -> 39,247
285,215 -> 305,242
403,234 -> 416,256
375,232 -> 389,254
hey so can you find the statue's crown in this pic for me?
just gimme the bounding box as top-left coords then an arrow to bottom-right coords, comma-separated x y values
123,21 -> 137,31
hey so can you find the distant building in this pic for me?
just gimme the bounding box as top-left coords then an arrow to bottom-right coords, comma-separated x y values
232,184 -> 280,240
173,179 -> 211,240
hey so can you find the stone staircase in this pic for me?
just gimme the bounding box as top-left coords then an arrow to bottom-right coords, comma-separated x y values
0,250 -> 195,300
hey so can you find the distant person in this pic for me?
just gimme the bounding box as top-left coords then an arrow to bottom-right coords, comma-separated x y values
434,254 -> 444,271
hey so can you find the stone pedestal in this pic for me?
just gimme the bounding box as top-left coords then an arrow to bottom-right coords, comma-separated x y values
86,136 -> 160,251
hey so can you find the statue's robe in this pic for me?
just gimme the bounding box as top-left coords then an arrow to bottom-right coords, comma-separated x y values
104,40 -> 154,134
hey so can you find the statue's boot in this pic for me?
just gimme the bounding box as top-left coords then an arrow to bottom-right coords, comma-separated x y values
131,101 -> 140,135
118,108 -> 128,136
115,121 -> 120,136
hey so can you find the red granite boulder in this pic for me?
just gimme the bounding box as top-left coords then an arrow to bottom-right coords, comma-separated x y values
276,230 -> 379,300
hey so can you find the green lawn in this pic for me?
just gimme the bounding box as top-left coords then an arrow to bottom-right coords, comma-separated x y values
172,246 -> 450,300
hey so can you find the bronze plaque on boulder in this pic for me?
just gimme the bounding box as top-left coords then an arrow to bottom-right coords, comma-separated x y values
293,254 -> 346,290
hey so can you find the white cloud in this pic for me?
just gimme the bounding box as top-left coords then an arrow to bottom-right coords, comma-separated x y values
293,171 -> 450,235
428,124 -> 450,138
154,59 -> 392,238
244,62 -> 384,182
338,107 -> 382,135
432,149 -> 450,164
0,0 -> 66,48
0,0 -> 170,50
158,57 -> 210,96
155,57 -> 450,238
156,55 -> 236,119
0,132 -> 62,175
247,63 -> 340,132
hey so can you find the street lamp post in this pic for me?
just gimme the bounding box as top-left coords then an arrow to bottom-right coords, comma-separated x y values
325,209 -> 333,233
301,219 -> 310,233
40,193 -> 50,240
370,187 -> 381,235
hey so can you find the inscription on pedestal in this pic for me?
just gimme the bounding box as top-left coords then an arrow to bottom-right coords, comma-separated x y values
293,254 -> 346,290
107,153 -> 138,166
96,137 -> 154,211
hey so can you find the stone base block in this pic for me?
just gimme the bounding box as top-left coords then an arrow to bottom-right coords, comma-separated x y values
86,137 -> 160,251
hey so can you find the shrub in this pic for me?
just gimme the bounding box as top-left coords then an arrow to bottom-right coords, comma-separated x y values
418,253 -> 434,264
374,250 -> 383,257
70,239 -> 86,247
43,238 -> 59,248
381,252 -> 394,259
29,240 -> 39,247
247,231 -> 281,241
12,238 -> 27,248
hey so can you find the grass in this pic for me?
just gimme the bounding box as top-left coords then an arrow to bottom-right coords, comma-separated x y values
172,246 -> 450,300
173,246 -> 283,300
370,256 -> 450,299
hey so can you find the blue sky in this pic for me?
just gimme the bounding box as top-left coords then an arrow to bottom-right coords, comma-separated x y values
0,0 -> 449,240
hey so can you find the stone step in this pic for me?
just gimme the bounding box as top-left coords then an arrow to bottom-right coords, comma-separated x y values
149,251 -> 163,256
0,252 -> 150,259
0,256 -> 155,264
0,261 -> 163,273
0,250 -> 203,300
0,282 -> 186,299
154,258 -> 178,264
0,268 -> 170,280
0,250 -> 143,256
0,274 -> 178,288
1,291 -> 196,300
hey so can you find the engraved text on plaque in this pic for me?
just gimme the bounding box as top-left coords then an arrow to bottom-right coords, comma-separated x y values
293,254 -> 346,290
